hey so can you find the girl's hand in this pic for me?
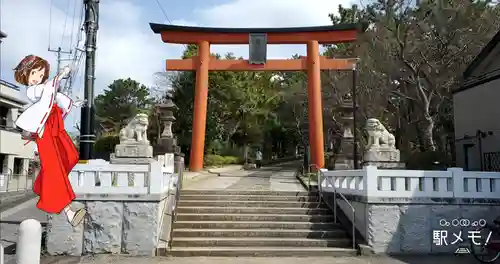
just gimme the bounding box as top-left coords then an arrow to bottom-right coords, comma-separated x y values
73,99 -> 87,107
21,131 -> 37,140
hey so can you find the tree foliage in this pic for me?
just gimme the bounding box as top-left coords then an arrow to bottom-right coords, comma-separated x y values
323,0 -> 500,161
93,78 -> 155,153
94,78 -> 154,134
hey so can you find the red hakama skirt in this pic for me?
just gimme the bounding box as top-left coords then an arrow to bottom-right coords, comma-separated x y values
33,105 -> 79,214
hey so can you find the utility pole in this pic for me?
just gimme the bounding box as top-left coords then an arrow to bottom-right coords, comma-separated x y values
79,0 -> 99,162
48,47 -> 72,76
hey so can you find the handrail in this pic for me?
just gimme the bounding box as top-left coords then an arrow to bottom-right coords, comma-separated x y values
168,158 -> 184,249
307,164 -> 321,191
316,167 -> 356,250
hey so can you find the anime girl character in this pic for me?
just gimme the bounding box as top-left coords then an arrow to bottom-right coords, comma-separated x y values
13,55 -> 87,226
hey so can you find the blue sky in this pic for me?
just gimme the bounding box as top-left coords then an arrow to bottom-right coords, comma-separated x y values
0,0 -> 352,132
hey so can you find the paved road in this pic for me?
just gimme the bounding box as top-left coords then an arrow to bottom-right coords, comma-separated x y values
0,197 -> 47,264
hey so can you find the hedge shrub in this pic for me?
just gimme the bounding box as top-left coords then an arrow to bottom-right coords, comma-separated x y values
204,154 -> 242,167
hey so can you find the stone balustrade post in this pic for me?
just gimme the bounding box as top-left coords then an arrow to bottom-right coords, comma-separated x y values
1,243 -> 4,264
16,219 -> 42,264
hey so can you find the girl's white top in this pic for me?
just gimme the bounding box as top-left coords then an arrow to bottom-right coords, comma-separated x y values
15,79 -> 73,138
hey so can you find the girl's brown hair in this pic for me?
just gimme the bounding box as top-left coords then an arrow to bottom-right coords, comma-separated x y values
13,55 -> 50,85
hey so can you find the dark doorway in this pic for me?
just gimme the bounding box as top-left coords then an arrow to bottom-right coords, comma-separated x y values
463,143 -> 475,171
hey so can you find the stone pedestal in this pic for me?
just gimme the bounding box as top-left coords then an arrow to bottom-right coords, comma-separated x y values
333,138 -> 361,170
156,138 -> 178,154
362,147 -> 406,169
111,143 -> 153,164
115,143 -> 153,158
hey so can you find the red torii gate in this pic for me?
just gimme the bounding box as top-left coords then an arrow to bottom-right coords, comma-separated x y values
150,23 -> 364,172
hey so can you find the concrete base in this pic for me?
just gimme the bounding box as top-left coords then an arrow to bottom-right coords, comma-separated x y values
362,161 -> 406,169
109,154 -> 156,165
334,159 -> 356,170
363,147 -> 400,162
46,200 -> 161,256
321,192 -> 500,254
114,143 -> 153,158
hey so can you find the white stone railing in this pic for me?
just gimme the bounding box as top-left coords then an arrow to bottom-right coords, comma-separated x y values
0,174 -> 34,192
320,166 -> 500,199
69,154 -> 176,197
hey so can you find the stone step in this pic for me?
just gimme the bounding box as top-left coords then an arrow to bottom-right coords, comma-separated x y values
171,237 -> 352,247
177,200 -> 325,208
180,194 -> 319,202
164,246 -> 357,257
181,189 -> 314,196
172,228 -> 347,238
173,221 -> 339,230
176,206 -> 330,215
176,213 -> 334,222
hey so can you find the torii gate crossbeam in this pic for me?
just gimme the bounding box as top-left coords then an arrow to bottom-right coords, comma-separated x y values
150,23 -> 365,172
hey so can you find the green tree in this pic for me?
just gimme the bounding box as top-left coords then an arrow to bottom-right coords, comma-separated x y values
95,78 -> 153,134
325,0 -> 500,162
94,78 -> 153,154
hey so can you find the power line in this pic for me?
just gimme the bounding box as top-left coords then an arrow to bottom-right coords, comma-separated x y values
48,0 -> 53,49
60,0 -> 72,48
154,0 -> 173,24
154,0 -> 188,50
69,0 -> 80,49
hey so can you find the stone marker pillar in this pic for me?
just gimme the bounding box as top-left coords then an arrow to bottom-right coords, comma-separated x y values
16,219 -> 42,264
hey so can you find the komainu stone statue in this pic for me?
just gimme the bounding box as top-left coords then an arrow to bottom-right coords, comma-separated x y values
119,113 -> 149,144
365,118 -> 395,149
363,118 -> 404,168
112,113 -> 153,162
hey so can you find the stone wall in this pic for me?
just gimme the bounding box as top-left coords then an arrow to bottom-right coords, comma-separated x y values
46,199 -> 164,256
322,192 -> 500,254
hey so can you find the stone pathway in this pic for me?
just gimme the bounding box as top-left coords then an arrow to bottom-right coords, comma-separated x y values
185,161 -> 303,192
41,255 -> 477,264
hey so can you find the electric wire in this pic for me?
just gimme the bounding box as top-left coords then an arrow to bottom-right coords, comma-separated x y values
69,0 -> 80,50
60,0 -> 72,48
154,0 -> 189,50
48,0 -> 53,49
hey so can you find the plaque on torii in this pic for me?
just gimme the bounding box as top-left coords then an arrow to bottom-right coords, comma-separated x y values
249,33 -> 267,65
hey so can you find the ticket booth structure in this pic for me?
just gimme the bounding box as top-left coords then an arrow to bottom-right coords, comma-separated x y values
150,23 -> 365,172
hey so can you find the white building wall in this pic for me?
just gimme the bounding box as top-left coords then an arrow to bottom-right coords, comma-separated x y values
453,77 -> 500,170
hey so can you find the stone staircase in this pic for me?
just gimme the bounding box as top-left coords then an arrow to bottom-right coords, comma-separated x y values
166,189 -> 357,257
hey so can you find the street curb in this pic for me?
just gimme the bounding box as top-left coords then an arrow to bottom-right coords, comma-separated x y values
0,196 -> 38,219
0,192 -> 37,214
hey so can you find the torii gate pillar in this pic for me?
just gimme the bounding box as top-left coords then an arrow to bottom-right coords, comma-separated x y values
191,41 -> 210,171
306,40 -> 324,170
150,23 -> 364,172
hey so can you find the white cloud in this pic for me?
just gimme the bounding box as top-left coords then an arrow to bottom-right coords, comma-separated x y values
194,0 -> 352,58
0,0 -> 352,131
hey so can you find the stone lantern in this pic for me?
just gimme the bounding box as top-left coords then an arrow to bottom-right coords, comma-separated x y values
156,97 -> 179,154
334,93 -> 360,169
